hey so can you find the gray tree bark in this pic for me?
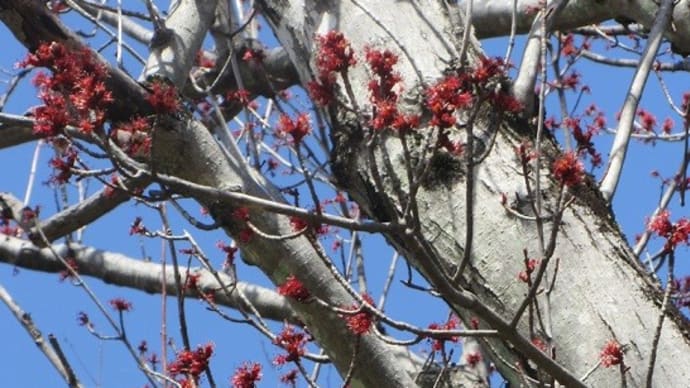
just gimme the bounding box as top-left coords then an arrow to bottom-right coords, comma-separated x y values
258,0 -> 690,386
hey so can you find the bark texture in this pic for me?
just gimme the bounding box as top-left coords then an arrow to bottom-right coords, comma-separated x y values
259,0 -> 690,386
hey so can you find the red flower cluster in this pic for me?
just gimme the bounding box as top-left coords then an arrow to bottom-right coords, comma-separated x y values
474,57 -> 522,114
427,315 -> 459,351
557,71 -> 580,90
216,241 -> 238,266
365,48 -> 420,133
20,42 -> 113,136
637,109 -> 656,133
194,50 -> 216,68
183,272 -> 202,292
342,294 -> 376,335
109,297 -> 133,312
472,56 -> 507,84
552,152 -> 584,187
648,210 -> 690,251
231,362 -> 262,388
168,343 -> 214,380
518,258 -> 540,283
277,113 -> 311,145
227,89 -> 252,107
426,57 -> 521,130
111,116 -> 151,157
289,215 -> 327,235
49,147 -> 78,184
561,34 -> 577,57
233,207 -> 250,222
490,91 -> 523,113
366,48 -> 400,102
307,31 -> 356,106
129,216 -> 147,235
241,47 -> 265,64
280,369 -> 298,385
0,220 -> 18,237
531,336 -> 547,352
426,75 -> 473,129
600,340 -> 623,367
273,325 -> 308,365
515,141 -> 538,165
103,174 -> 120,198
137,340 -> 148,354
307,75 -> 336,106
315,31 -> 356,74
564,112 -> 603,168
560,33 -> 590,57
289,216 -> 309,232
682,92 -> 690,116
146,79 -> 180,114
239,228 -> 254,243
662,117 -> 674,134
277,275 -> 311,302
58,258 -> 79,282
465,352 -> 482,368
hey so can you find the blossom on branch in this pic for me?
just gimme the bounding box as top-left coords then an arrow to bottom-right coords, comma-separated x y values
648,210 -> 690,251
109,297 -> 132,312
168,343 -> 214,379
552,152 -> 584,187
342,294 -> 376,335
146,79 -> 180,114
273,325 -> 308,365
600,340 -> 623,368
231,362 -> 262,388
277,275 -> 311,302
20,42 -> 112,137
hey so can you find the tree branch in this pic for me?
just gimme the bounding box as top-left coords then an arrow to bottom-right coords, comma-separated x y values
599,0 -> 676,202
0,235 -> 299,324
0,282 -> 83,388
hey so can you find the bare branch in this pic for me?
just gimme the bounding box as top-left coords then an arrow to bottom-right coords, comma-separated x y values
0,283 -> 83,388
0,235 -> 299,323
600,0 -> 676,202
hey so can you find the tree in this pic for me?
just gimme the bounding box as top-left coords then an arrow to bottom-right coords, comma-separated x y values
1,0 -> 690,387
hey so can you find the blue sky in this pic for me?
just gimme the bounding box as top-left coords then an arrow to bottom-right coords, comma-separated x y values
2,7 -> 690,388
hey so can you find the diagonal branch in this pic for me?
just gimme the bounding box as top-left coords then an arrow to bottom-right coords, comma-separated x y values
0,282 -> 83,388
1,176 -> 150,245
0,235 -> 299,323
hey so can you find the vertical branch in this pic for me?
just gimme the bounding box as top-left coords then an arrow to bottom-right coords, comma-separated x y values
377,252 -> 399,310
513,0 -> 570,116
504,0 -> 518,62
599,0 -> 676,202
159,233 -> 169,375
457,0 -> 473,64
645,251 -> 674,387
24,139 -> 43,205
157,204 -> 191,351
550,35 -> 572,151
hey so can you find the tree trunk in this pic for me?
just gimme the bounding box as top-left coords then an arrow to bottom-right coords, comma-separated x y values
258,1 -> 690,386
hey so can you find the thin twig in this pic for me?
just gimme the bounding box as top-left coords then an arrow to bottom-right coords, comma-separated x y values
645,250 -> 674,387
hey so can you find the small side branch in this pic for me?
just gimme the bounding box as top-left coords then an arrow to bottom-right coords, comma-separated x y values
0,283 -> 83,388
